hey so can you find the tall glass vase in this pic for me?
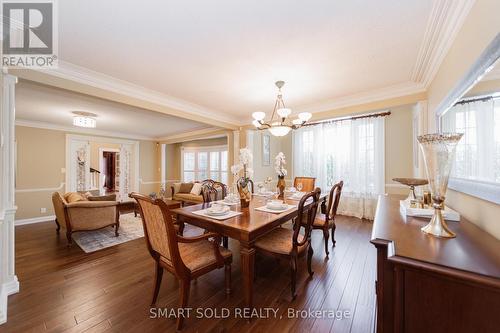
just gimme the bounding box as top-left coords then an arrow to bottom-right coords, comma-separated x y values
417,133 -> 463,238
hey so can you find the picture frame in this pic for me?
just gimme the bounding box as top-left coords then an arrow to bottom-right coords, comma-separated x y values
262,134 -> 270,166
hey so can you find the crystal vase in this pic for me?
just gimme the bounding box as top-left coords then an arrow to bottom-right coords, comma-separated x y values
417,133 -> 463,238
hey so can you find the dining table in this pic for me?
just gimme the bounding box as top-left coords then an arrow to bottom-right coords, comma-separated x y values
171,192 -> 327,310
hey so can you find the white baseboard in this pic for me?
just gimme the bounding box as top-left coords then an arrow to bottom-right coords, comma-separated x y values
15,215 -> 55,226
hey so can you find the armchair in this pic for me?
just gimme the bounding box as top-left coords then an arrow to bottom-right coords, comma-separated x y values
51,192 -> 119,246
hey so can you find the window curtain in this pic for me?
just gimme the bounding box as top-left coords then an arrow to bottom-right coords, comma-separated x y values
293,116 -> 385,219
442,99 -> 499,182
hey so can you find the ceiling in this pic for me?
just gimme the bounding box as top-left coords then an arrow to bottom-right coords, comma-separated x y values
15,80 -> 210,140
15,0 -> 474,129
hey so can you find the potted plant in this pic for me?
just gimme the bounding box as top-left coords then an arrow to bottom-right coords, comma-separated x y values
232,148 -> 254,208
275,152 -> 287,199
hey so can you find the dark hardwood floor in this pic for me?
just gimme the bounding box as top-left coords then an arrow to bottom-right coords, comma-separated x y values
0,215 -> 375,333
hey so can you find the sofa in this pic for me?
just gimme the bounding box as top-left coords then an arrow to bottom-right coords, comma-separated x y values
171,182 -> 205,205
171,180 -> 227,205
51,192 -> 119,245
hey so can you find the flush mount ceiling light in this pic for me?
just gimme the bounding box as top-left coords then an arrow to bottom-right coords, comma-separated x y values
72,111 -> 97,128
252,81 -> 312,137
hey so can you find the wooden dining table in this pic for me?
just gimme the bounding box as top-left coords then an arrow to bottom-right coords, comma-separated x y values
171,193 -> 327,309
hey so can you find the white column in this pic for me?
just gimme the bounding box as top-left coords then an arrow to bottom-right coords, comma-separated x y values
0,72 -> 19,325
412,100 -> 428,179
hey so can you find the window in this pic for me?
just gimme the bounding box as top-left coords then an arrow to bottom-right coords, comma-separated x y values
293,116 -> 385,220
182,146 -> 228,183
442,98 -> 500,183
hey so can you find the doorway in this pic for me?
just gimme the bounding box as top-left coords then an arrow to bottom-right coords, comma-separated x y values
99,147 -> 120,195
102,151 -> 117,193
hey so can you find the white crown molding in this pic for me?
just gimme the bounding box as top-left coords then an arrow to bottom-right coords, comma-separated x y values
15,119 -> 156,141
158,127 -> 228,143
294,81 -> 426,114
27,61 -> 242,126
411,0 -> 476,88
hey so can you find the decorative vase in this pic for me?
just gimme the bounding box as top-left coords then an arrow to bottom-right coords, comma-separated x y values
238,177 -> 251,208
277,176 -> 286,199
417,133 -> 463,238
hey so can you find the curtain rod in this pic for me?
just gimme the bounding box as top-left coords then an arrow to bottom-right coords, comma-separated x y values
454,95 -> 495,105
302,111 -> 391,127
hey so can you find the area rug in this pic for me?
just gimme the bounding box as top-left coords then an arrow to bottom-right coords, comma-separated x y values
72,213 -> 144,253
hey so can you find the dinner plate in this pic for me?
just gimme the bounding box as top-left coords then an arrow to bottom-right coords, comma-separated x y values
266,204 -> 288,211
206,208 -> 230,216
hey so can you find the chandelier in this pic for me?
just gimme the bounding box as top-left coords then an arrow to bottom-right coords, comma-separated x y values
252,81 -> 312,136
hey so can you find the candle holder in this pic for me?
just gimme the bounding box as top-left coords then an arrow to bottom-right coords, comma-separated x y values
417,133 -> 463,238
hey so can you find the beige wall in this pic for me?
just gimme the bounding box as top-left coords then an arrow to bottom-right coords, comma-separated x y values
427,0 -> 500,239
15,125 -> 160,221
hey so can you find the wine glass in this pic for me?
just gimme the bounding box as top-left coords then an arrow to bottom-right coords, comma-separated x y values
297,182 -> 303,192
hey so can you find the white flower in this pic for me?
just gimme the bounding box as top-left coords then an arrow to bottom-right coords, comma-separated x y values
239,148 -> 253,167
231,164 -> 243,175
274,152 -> 287,176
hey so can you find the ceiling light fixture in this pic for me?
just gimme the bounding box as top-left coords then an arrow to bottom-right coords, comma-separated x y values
72,111 -> 97,128
252,81 -> 311,136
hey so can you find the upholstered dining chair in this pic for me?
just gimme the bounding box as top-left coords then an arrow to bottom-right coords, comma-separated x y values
293,177 -> 316,192
254,188 -> 321,300
313,181 -> 343,257
129,192 -> 232,331
201,181 -> 230,248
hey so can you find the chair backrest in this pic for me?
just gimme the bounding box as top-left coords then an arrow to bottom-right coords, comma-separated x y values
293,187 -> 321,247
327,181 -> 344,221
294,177 -> 316,192
202,181 -> 228,203
130,193 -> 182,269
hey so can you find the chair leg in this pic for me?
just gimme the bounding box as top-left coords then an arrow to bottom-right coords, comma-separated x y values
115,222 -> 120,237
290,255 -> 297,300
225,263 -> 231,295
323,228 -> 330,258
176,279 -> 191,331
151,262 -> 164,305
307,243 -> 314,276
55,218 -> 61,233
222,236 -> 228,249
331,223 -> 337,247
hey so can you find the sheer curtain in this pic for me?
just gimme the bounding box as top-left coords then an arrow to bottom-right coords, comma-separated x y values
293,116 -> 385,219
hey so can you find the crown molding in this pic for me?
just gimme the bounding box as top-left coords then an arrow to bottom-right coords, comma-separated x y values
294,81 -> 426,114
158,127 -> 228,143
411,0 -> 476,88
13,61 -> 241,128
15,119 -> 156,141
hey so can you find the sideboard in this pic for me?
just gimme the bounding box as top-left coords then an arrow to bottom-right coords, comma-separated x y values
371,195 -> 500,333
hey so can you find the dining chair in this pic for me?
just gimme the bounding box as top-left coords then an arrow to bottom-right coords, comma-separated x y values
254,187 -> 321,300
201,181 -> 230,248
313,181 -> 343,257
293,177 -> 316,192
130,192 -> 232,331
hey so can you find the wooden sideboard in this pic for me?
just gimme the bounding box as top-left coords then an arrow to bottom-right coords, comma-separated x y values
371,195 -> 500,333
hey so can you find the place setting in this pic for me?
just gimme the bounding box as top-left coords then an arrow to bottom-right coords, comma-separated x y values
255,199 -> 296,214
192,202 -> 242,220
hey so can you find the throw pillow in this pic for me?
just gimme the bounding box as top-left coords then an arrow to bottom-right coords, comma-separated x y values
65,192 -> 87,203
179,182 -> 194,193
88,194 -> 117,201
190,182 -> 203,196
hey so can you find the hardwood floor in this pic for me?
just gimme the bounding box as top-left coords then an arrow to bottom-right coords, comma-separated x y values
0,215 -> 375,333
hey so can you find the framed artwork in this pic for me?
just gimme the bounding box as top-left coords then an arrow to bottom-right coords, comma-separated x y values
262,134 -> 271,166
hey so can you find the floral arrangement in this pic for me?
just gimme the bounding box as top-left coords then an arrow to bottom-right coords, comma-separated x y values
274,152 -> 287,178
231,148 -> 254,180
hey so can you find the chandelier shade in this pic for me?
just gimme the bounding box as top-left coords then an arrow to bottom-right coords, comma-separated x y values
252,81 -> 312,136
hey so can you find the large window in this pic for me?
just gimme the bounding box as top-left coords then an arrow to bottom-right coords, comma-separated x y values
442,98 -> 500,183
293,116 -> 385,219
182,146 -> 228,184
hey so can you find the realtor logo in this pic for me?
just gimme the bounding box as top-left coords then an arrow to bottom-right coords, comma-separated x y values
2,0 -> 58,68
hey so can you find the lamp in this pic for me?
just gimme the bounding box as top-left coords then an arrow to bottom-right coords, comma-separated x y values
72,111 -> 97,128
251,81 -> 311,136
